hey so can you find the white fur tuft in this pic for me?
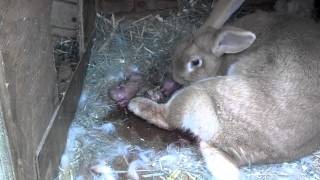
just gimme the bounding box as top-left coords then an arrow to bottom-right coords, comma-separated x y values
200,141 -> 240,180
90,162 -> 117,180
128,160 -> 148,180
181,94 -> 220,141
96,123 -> 116,134
227,63 -> 237,75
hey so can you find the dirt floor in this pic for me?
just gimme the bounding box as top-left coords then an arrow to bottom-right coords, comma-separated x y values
55,0 -> 320,179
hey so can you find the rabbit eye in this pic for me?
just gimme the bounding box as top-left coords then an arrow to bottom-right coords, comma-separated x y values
187,56 -> 203,72
191,59 -> 201,66
190,56 -> 202,67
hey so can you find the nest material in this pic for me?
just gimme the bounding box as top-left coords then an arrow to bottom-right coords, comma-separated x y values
54,38 -> 80,99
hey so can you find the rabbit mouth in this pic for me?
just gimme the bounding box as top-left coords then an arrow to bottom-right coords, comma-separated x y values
172,73 -> 188,85
178,78 -> 192,86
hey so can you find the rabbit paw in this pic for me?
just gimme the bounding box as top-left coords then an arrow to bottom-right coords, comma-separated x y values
128,97 -> 171,130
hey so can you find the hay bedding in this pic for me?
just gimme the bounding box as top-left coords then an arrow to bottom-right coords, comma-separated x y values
56,0 -> 320,179
54,38 -> 80,100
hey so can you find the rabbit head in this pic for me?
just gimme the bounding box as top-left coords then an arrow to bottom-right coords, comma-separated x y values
172,26 -> 256,84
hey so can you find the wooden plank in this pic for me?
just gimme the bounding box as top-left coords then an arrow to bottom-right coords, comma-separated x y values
134,0 -> 177,12
0,52 -> 15,180
56,0 -> 79,4
51,26 -> 78,38
0,0 -> 59,179
36,1 -> 96,178
80,0 -> 96,53
96,0 -> 178,14
36,40 -> 92,180
51,0 -> 79,29
96,0 -> 134,14
51,0 -> 79,38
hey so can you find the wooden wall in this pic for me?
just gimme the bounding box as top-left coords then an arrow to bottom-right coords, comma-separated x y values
0,0 -> 58,179
0,0 -> 96,179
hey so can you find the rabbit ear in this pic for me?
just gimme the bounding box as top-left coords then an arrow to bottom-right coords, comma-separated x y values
212,26 -> 256,57
204,0 -> 245,29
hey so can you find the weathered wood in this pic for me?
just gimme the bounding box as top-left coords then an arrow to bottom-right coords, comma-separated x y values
134,0 -> 177,12
36,40 -> 92,180
0,52 -> 15,180
35,0 -> 96,179
245,0 -> 277,5
96,0 -> 178,14
0,0 -> 58,179
96,0 -> 134,14
80,0 -> 96,53
51,0 -> 79,38
242,0 -> 277,11
0,0 -> 95,179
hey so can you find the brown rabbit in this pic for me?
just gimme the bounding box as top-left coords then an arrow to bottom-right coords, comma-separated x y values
172,0 -> 317,85
172,0 -> 247,84
128,4 -> 320,180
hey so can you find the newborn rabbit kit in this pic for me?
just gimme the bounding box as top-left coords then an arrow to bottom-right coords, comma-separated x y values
57,0 -> 320,180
